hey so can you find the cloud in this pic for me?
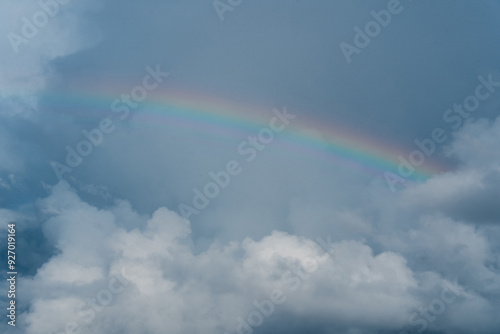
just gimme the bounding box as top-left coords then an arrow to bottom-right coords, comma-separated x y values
446,116 -> 500,169
0,0 -> 101,95
0,0 -> 103,200
3,180 -> 492,334
402,116 -> 500,224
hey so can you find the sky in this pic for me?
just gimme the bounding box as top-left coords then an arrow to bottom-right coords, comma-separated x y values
0,0 -> 500,333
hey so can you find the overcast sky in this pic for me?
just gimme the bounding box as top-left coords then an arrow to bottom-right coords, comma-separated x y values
1,1 -> 500,333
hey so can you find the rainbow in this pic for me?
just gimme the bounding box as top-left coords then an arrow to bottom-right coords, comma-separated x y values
42,87 -> 447,182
